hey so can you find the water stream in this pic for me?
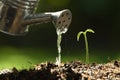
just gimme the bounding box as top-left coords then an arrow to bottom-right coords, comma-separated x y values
56,28 -> 68,66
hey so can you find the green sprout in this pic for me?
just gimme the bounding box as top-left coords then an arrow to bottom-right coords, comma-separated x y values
77,29 -> 95,63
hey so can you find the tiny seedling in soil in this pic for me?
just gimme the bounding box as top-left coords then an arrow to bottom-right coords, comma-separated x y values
77,29 -> 95,63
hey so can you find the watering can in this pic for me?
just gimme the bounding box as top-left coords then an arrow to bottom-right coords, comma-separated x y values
0,0 -> 72,36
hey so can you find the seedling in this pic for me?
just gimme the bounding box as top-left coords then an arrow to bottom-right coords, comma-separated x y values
77,29 -> 95,63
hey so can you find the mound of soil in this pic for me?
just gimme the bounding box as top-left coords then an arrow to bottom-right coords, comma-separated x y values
0,61 -> 120,80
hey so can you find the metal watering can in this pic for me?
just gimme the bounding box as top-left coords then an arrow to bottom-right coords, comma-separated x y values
0,0 -> 72,36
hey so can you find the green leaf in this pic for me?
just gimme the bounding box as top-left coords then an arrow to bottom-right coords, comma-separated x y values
77,31 -> 84,41
85,29 -> 95,33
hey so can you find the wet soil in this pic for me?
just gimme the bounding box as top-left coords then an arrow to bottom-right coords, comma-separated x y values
0,61 -> 120,80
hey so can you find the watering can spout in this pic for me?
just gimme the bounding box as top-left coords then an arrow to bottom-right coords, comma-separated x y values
0,0 -> 72,36
23,9 -> 72,33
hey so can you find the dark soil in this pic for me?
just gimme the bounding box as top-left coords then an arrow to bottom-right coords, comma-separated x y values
0,61 -> 120,80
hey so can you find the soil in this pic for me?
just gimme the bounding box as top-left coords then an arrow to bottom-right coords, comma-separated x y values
0,61 -> 120,80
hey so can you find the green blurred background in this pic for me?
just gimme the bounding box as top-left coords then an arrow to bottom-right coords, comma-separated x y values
0,0 -> 120,70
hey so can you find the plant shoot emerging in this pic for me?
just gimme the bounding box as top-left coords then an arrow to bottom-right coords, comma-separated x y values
77,29 -> 95,63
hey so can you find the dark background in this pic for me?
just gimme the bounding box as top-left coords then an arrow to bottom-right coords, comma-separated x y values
0,0 -> 120,69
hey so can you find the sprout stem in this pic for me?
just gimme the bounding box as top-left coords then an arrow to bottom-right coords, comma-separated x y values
84,33 -> 89,63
